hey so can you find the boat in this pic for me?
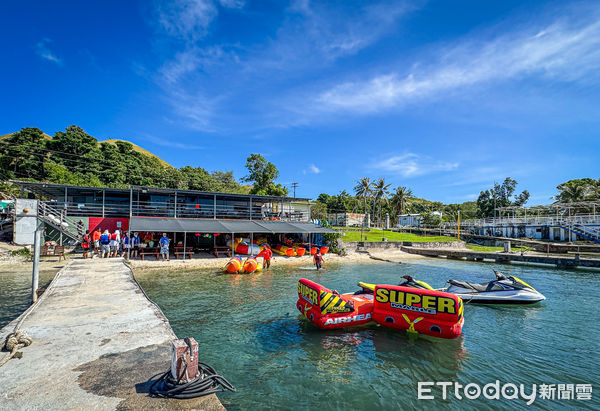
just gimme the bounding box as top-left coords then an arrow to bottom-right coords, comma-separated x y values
241,256 -> 263,274
370,280 -> 464,339
296,279 -> 374,329
444,270 -> 546,305
222,256 -> 242,273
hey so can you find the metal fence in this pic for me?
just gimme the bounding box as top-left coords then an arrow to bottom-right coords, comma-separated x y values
44,199 -> 310,222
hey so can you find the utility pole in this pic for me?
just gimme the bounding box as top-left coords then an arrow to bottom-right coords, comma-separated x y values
291,182 -> 298,198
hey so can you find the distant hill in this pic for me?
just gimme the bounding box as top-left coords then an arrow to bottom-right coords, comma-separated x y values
1,132 -> 172,168
100,139 -> 172,167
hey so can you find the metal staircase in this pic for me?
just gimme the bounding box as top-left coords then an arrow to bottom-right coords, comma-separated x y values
38,202 -> 82,244
556,224 -> 600,244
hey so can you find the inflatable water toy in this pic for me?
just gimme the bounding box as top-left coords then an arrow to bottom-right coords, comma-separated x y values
308,245 -> 329,255
222,256 -> 242,274
370,282 -> 464,339
297,279 -> 374,329
293,246 -> 306,256
273,245 -> 296,256
242,256 -> 263,274
444,270 -> 545,304
227,238 -> 261,255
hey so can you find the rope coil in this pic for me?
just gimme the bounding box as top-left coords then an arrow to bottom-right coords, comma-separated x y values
0,330 -> 33,367
149,361 -> 236,399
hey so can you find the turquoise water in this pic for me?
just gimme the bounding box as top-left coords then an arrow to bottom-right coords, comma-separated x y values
0,269 -> 56,329
118,262 -> 597,408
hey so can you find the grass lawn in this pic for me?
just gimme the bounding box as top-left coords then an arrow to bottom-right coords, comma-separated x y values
465,244 -> 529,252
340,228 -> 457,242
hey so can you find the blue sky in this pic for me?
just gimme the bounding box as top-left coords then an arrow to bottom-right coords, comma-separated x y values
1,0 -> 599,204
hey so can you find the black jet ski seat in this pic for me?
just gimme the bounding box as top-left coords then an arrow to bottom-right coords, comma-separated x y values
447,279 -> 506,292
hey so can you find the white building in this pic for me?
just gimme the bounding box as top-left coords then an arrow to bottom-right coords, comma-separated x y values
397,212 -> 442,228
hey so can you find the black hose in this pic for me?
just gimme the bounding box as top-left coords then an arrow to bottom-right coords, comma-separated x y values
149,362 -> 236,399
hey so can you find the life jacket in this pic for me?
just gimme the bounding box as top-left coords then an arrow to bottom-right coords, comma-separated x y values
314,254 -> 322,263
100,234 -> 110,245
111,233 -> 117,241
82,234 -> 90,248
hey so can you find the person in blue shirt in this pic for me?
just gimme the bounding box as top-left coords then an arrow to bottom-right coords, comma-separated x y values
159,233 -> 170,261
131,232 -> 141,258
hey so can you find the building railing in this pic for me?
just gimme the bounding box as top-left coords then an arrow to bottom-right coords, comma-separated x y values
445,213 -> 600,228
43,199 -> 310,222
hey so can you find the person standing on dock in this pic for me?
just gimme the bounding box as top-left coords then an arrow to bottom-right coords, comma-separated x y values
131,232 -> 140,258
81,229 -> 90,259
92,227 -> 101,257
100,230 -> 111,258
159,233 -> 170,261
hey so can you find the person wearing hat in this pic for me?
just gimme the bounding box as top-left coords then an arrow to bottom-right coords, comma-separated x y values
159,233 -> 170,261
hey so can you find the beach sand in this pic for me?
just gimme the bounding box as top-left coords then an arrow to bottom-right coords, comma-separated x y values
0,241 -> 425,272
129,249 -> 425,271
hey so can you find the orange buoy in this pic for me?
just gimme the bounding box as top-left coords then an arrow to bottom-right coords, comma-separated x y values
242,257 -> 258,273
223,256 -> 242,273
320,246 -> 329,255
294,246 -> 306,256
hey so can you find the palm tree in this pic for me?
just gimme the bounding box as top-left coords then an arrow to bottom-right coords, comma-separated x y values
354,177 -> 372,217
556,184 -> 587,203
390,186 -> 413,222
373,178 -> 391,226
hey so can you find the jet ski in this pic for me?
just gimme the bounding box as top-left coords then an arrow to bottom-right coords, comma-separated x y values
444,270 -> 545,304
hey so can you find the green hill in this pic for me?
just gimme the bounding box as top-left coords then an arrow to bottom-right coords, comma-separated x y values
1,131 -> 172,167
100,139 -> 171,167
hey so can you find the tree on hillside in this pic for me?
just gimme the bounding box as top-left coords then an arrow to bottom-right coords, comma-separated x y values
0,127 -> 47,180
48,125 -> 103,176
354,177 -> 372,215
242,153 -> 288,196
476,177 -> 530,217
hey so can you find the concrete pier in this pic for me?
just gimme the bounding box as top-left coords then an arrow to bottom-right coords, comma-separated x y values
0,258 -> 224,410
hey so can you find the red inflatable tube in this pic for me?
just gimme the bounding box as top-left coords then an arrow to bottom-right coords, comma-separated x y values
372,284 -> 464,339
296,278 -> 373,330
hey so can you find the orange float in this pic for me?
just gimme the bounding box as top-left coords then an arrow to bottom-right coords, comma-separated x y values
296,279 -> 374,330
223,256 -> 242,274
372,284 -> 464,339
273,244 -> 295,256
293,246 -> 306,256
242,256 -> 263,273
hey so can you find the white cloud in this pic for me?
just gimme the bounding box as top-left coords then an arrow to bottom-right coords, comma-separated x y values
315,14 -> 600,114
155,0 -> 217,42
35,38 -> 62,66
308,164 -> 320,174
217,0 -> 245,8
370,153 -> 458,177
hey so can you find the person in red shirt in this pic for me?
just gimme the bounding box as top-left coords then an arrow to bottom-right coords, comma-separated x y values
257,245 -> 272,269
81,230 -> 90,259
